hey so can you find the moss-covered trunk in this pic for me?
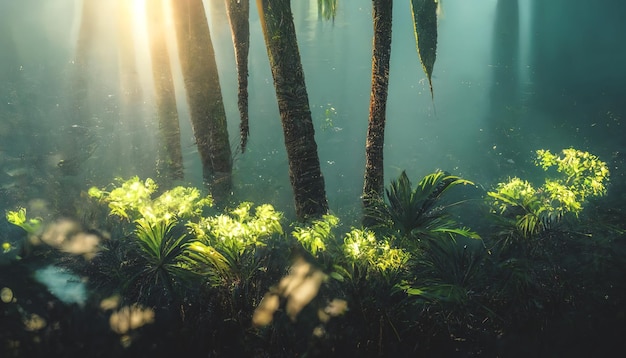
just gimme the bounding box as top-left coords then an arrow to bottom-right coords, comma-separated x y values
146,0 -> 184,183
362,0 -> 393,225
170,0 -> 232,202
256,0 -> 328,220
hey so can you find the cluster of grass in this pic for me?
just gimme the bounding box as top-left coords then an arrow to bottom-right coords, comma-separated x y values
1,148 -> 625,357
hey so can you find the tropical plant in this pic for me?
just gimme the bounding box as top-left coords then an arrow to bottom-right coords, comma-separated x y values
369,170 -> 478,246
481,148 -> 613,352
5,207 -> 42,236
88,176 -> 212,225
86,177 -> 214,304
487,148 -> 610,245
127,219 -> 199,305
292,214 -> 339,258
187,201 -> 284,288
183,200 -> 287,340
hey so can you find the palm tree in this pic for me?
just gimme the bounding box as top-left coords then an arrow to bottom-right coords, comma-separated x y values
170,0 -> 233,203
146,0 -> 184,182
362,0 -> 394,226
362,0 -> 439,224
256,0 -> 329,220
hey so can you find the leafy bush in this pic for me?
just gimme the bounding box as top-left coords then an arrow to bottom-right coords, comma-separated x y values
488,148 -> 610,243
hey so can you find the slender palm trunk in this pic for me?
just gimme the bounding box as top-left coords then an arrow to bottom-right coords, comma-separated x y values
146,0 -> 184,182
362,0 -> 393,225
225,0 -> 251,153
256,0 -> 329,220
170,0 -> 232,203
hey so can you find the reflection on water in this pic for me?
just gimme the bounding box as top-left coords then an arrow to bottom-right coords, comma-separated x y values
34,265 -> 86,306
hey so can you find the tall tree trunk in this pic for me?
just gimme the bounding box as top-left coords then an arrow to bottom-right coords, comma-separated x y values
362,0 -> 393,226
116,0 -> 151,178
170,0 -> 232,203
256,0 -> 329,220
146,0 -> 184,183
224,0 -> 251,153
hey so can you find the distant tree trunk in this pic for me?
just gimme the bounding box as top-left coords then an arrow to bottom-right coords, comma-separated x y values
225,0 -> 251,153
362,0 -> 393,226
55,0 -> 99,215
487,0 -> 520,169
256,0 -> 329,220
146,0 -> 184,182
116,0 -> 151,177
66,0 -> 97,165
170,0 -> 232,203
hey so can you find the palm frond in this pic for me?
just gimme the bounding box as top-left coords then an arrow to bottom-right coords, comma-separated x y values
379,170 -> 474,241
131,219 -> 198,302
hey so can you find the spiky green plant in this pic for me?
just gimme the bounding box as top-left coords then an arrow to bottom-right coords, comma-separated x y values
128,219 -> 199,304
86,177 -> 214,304
369,170 -> 478,247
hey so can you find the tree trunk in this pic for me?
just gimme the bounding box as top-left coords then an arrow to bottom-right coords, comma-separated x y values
170,0 -> 232,203
256,0 -> 329,220
362,0 -> 393,226
146,0 -> 184,183
117,0 -> 152,178
225,0 -> 251,153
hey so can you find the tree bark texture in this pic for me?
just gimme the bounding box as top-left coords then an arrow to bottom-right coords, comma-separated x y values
146,0 -> 184,182
362,0 -> 393,225
256,0 -> 329,220
170,0 -> 232,202
225,0 -> 251,153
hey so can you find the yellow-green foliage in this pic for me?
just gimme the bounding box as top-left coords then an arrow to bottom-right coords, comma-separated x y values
292,215 -> 409,274
88,176 -> 213,224
5,207 -> 42,235
488,148 -> 610,237
536,148 -> 609,202
292,214 -> 339,256
188,202 -> 283,255
186,202 -> 283,283
89,177 -> 285,288
342,228 -> 408,273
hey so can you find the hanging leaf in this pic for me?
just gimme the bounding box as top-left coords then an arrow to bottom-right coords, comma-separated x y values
411,0 -> 438,99
317,0 -> 338,21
